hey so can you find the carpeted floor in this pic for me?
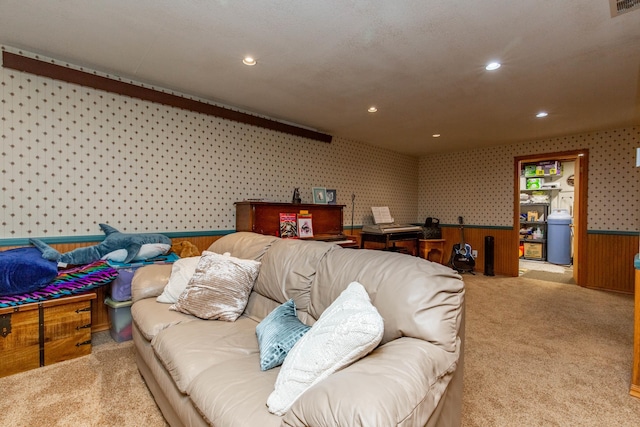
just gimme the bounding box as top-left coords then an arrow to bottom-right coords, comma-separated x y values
1,273 -> 639,426
461,274 -> 640,426
0,335 -> 167,427
519,269 -> 575,284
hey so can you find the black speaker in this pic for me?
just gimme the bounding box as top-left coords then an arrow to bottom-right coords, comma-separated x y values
484,236 -> 495,276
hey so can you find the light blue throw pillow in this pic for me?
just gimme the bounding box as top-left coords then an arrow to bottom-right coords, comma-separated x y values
256,299 -> 311,371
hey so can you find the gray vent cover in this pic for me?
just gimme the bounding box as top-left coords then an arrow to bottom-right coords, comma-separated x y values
610,0 -> 640,16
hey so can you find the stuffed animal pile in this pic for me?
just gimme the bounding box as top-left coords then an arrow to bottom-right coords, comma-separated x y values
30,223 -> 172,266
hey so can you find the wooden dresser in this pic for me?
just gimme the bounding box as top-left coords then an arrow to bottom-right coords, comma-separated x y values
235,201 -> 346,240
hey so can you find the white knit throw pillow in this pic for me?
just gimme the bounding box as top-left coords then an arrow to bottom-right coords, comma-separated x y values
267,281 -> 384,415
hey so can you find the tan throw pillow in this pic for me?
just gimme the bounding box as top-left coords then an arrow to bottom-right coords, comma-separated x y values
170,252 -> 260,321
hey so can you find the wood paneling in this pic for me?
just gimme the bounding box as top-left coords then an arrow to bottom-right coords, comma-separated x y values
631,268 -> 640,398
90,286 -> 109,332
585,233 -> 637,294
351,227 -> 517,275
2,230 -> 635,343
442,227 -> 518,276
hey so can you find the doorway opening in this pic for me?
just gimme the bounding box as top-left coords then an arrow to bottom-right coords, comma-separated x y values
513,150 -> 588,286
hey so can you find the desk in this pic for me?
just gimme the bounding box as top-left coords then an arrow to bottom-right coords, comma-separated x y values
420,239 -> 446,264
360,231 -> 422,256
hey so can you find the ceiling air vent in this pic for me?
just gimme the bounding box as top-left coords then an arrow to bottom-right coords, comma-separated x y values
610,0 -> 640,16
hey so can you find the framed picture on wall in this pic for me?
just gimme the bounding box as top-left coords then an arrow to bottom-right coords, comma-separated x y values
325,189 -> 337,204
312,187 -> 327,204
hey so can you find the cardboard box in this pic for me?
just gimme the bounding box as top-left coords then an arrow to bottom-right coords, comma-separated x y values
538,160 -> 562,176
526,178 -> 544,189
524,161 -> 562,177
523,242 -> 544,260
524,165 -> 538,177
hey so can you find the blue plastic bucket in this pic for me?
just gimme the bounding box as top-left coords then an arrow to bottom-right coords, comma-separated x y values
547,209 -> 572,265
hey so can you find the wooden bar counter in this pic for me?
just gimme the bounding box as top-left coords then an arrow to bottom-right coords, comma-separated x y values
235,201 -> 345,239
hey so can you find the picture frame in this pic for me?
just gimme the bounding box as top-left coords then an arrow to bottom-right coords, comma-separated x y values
312,187 -> 327,204
325,189 -> 337,205
297,213 -> 314,238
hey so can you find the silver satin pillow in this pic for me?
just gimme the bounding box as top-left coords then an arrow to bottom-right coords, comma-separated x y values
170,252 -> 260,321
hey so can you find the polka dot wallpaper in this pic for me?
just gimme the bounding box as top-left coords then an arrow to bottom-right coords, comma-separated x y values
0,49 -> 418,240
419,127 -> 640,231
2,46 -> 638,241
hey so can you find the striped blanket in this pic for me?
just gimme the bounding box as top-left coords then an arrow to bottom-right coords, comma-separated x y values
0,260 -> 118,308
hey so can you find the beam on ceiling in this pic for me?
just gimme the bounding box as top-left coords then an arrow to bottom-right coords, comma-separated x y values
2,51 -> 332,143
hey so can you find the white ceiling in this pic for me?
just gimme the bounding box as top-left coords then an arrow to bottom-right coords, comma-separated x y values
1,0 -> 639,156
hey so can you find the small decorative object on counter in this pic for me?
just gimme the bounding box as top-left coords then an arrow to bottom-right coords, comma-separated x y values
422,217 -> 442,239
291,188 -> 301,204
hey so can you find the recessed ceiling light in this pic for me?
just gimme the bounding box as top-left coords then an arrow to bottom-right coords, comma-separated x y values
432,134 -> 441,138
485,62 -> 501,71
536,111 -> 548,118
242,56 -> 256,66
368,106 -> 378,113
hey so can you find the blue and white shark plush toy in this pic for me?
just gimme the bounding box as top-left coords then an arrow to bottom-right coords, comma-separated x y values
30,223 -> 172,266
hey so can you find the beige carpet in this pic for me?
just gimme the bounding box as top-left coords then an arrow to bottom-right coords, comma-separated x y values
0,335 -> 167,427
1,274 -> 639,426
519,269 -> 575,284
462,274 -> 640,426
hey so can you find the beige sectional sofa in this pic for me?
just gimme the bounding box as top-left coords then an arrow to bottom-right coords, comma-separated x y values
130,232 -> 465,427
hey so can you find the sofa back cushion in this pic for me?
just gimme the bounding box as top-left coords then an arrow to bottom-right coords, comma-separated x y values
311,249 -> 464,352
251,239 -> 336,319
207,232 -> 278,262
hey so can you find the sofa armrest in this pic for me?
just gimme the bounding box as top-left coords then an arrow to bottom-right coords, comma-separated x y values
283,337 -> 461,427
131,264 -> 173,303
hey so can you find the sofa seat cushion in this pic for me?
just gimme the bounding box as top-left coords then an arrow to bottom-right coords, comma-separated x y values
283,337 -> 460,427
188,356 -> 282,427
132,298 -> 197,341
151,316 -> 260,393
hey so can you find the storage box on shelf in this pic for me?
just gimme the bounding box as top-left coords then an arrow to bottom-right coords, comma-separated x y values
524,161 -> 563,177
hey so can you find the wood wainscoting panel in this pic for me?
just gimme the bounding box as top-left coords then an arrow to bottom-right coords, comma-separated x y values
351,227 -> 517,276
90,285 -> 109,333
631,267 -> 640,398
442,227 -> 518,277
585,233 -> 637,294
